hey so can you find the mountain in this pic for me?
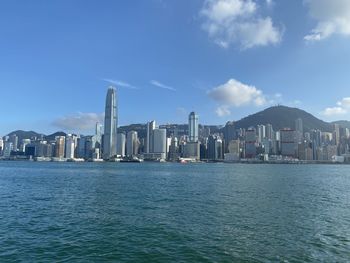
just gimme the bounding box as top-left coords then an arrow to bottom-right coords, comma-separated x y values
44,131 -> 67,141
332,120 -> 350,129
6,130 -> 44,143
234,105 -> 332,132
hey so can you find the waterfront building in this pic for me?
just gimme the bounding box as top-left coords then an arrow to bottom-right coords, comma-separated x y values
65,135 -> 75,159
3,142 -> 13,158
223,121 -> 236,152
20,139 -> 31,152
333,124 -> 340,145
0,138 -> 3,155
95,122 -> 103,145
245,127 -> 257,158
117,133 -> 126,157
266,124 -> 274,140
168,136 -> 179,161
103,86 -> 118,159
152,128 -> 167,160
127,131 -> 139,157
146,120 -> 156,153
295,118 -> 303,142
207,135 -> 223,160
228,139 -> 240,155
257,125 -> 266,144
183,141 -> 200,160
54,136 -> 65,158
298,141 -> 313,160
280,129 -> 296,157
188,112 -> 199,142
9,134 -> 18,152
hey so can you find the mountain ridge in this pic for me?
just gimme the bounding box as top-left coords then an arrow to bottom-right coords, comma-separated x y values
5,106 -> 348,140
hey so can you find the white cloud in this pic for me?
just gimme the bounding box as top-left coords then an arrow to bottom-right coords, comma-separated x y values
216,105 -> 231,117
52,112 -> 104,131
103,79 -> 138,89
322,107 -> 347,117
200,0 -> 283,49
337,97 -> 350,108
304,0 -> 350,41
150,80 -> 176,91
207,78 -> 267,107
322,97 -> 350,117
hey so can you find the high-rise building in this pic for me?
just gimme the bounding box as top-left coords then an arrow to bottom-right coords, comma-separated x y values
9,134 -> 18,152
3,142 -> 13,158
245,127 -> 257,158
266,124 -> 274,140
65,135 -> 75,159
146,120 -> 156,153
207,135 -> 223,160
55,136 -> 65,158
168,136 -> 179,161
333,124 -> 340,145
117,133 -> 126,157
20,139 -> 31,152
103,86 -> 118,159
95,122 -> 103,145
0,138 -> 3,155
257,125 -> 266,143
295,118 -> 303,143
153,128 -> 167,159
127,131 -> 139,157
188,112 -> 199,142
280,129 -> 296,157
223,121 -> 236,152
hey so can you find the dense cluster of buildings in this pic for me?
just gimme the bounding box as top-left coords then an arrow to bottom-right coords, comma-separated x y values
1,87 -> 350,163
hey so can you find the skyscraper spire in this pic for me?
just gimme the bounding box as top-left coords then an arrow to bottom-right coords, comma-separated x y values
103,86 -> 118,159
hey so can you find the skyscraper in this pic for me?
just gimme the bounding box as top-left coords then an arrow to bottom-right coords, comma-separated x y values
117,133 -> 126,157
295,118 -> 303,143
146,120 -> 156,153
127,131 -> 139,157
153,128 -> 167,160
103,86 -> 118,159
188,112 -> 199,142
257,125 -> 266,144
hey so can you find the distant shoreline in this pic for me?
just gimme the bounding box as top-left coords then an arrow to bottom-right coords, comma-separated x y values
0,159 -> 349,165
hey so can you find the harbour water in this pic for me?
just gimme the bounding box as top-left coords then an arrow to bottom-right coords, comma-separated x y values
0,162 -> 349,262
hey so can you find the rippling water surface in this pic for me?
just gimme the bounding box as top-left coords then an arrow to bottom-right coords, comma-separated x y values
0,161 -> 349,262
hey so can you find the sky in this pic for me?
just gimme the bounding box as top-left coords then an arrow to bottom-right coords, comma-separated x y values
1,0 -> 350,135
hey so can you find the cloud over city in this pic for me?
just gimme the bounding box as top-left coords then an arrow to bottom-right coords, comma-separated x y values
200,0 -> 283,49
304,0 -> 350,41
322,97 -> 350,117
207,78 -> 267,117
52,112 -> 104,131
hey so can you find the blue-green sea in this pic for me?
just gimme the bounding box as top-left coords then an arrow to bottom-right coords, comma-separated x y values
0,161 -> 349,262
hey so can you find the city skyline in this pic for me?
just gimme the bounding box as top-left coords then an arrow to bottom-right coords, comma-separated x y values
1,1 -> 350,135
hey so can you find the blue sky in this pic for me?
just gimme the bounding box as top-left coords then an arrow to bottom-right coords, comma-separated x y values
1,0 -> 350,135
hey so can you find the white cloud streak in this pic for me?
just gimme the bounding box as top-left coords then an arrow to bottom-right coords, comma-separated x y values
150,80 -> 176,91
304,0 -> 350,41
200,0 -> 283,49
103,79 -> 139,89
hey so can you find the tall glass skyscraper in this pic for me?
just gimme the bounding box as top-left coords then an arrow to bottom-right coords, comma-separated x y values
103,86 -> 118,159
188,112 -> 199,142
